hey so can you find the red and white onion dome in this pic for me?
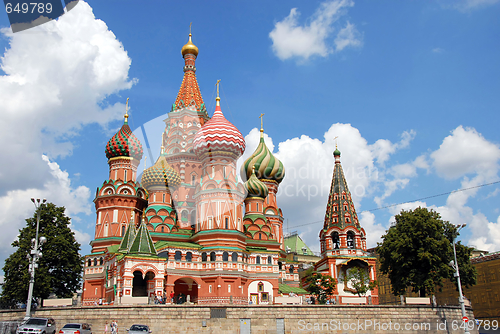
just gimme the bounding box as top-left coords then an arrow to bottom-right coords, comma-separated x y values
193,97 -> 245,159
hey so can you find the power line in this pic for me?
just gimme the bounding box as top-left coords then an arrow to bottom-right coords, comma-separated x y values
287,179 -> 500,229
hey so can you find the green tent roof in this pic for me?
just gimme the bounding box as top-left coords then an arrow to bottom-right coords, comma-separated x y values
284,233 -> 314,256
129,221 -> 157,256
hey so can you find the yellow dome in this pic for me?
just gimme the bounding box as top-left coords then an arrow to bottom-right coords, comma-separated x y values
181,33 -> 199,57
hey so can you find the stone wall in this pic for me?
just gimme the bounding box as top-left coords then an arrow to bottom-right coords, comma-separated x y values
0,305 -> 478,334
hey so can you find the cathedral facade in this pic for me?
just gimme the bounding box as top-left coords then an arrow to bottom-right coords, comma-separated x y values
82,33 -> 377,306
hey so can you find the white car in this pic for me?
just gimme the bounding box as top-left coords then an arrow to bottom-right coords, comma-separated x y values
58,323 -> 92,334
16,318 -> 56,334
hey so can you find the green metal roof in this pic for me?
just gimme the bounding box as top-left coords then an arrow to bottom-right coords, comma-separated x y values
284,233 -> 315,256
155,240 -> 201,250
129,221 -> 157,256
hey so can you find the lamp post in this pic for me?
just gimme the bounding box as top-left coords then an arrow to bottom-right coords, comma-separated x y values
25,198 -> 47,320
449,223 -> 469,334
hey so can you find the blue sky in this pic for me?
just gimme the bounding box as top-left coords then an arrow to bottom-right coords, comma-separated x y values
0,0 -> 499,278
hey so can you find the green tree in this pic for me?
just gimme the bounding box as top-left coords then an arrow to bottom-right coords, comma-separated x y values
376,207 -> 476,297
0,202 -> 83,307
345,266 -> 378,297
302,270 -> 337,304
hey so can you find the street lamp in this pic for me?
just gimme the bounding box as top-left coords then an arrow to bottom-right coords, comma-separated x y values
449,223 -> 469,334
25,198 -> 47,320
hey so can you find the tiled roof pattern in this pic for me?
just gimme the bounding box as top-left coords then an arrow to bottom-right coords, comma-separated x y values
141,154 -> 181,190
105,122 -> 143,160
118,221 -> 136,253
193,105 -> 245,158
323,151 -> 360,230
241,135 -> 285,184
129,221 -> 157,256
173,72 -> 206,114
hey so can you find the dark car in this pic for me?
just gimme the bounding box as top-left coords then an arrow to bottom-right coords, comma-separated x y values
126,324 -> 151,334
16,317 -> 56,334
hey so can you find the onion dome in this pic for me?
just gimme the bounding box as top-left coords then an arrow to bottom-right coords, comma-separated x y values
105,99 -> 143,160
193,94 -> 245,159
334,148 -> 341,156
241,128 -> 285,184
245,166 -> 269,198
181,33 -> 199,57
141,154 -> 181,190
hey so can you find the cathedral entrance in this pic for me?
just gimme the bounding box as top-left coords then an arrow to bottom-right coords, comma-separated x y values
173,278 -> 198,303
132,271 -> 155,297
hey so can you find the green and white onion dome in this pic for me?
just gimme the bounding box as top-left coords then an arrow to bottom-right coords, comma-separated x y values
141,154 -> 181,190
244,166 -> 269,198
241,133 -> 285,183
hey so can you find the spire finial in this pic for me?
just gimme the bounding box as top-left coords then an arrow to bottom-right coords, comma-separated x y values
215,79 -> 221,106
259,113 -> 265,137
144,156 -> 147,171
190,22 -> 192,35
333,136 -> 338,149
130,210 -> 134,222
124,97 -> 130,124
142,211 -> 146,222
161,136 -> 164,154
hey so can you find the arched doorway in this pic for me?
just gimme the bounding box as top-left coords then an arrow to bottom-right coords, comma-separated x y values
132,270 -> 155,297
173,278 -> 198,304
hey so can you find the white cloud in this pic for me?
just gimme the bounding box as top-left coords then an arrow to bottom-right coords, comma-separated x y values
431,126 -> 500,180
450,0 -> 500,12
359,211 -> 386,248
269,0 -> 362,61
370,130 -> 416,166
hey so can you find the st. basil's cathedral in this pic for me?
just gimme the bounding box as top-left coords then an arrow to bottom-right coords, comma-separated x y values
82,32 -> 379,306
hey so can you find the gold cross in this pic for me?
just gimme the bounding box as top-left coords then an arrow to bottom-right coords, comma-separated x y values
333,136 -> 338,149
216,79 -> 221,98
125,97 -> 129,116
259,113 -> 265,131
189,22 -> 192,35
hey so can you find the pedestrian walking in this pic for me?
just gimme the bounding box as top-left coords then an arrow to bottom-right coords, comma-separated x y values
104,321 -> 109,334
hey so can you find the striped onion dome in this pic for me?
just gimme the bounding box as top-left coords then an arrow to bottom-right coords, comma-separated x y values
105,117 -> 143,160
241,130 -> 285,184
141,154 -> 181,190
244,166 -> 269,198
193,99 -> 245,159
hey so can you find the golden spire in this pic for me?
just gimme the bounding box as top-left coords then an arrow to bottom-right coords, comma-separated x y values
124,97 -> 129,124
259,113 -> 265,137
181,23 -> 199,57
143,156 -> 147,171
142,211 -> 146,222
333,136 -> 338,149
215,79 -> 221,106
130,210 -> 134,222
161,136 -> 164,154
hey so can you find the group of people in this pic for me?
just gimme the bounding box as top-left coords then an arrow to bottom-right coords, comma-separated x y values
104,320 -> 118,334
151,291 -> 189,304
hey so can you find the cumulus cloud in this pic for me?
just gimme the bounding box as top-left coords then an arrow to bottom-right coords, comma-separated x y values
0,1 -> 134,267
431,126 -> 500,180
269,0 -> 362,61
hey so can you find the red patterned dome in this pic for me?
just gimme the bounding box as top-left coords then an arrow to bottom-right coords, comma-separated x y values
105,118 -> 143,160
193,100 -> 245,159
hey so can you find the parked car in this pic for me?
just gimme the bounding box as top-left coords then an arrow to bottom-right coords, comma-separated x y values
126,324 -> 151,334
58,323 -> 92,334
16,317 -> 56,334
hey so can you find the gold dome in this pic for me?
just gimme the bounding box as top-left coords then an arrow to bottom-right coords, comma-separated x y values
181,33 -> 199,57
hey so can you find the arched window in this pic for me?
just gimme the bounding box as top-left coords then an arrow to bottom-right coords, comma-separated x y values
191,174 -> 196,185
278,261 -> 282,270
175,251 -> 182,261
202,252 -> 207,262
121,225 -> 125,236
161,226 -> 164,233
93,258 -> 98,266
347,231 -> 355,249
258,282 -> 264,292
87,259 -> 92,267
225,217 -> 229,229
232,252 -> 238,262
289,265 -> 294,274
256,256 -> 261,264
331,232 -> 340,249
259,233 -> 262,240
222,252 -> 229,261
100,257 -> 104,265
268,256 -> 272,264
181,211 -> 188,222
186,252 -> 192,262
163,194 -> 165,202
210,252 -> 216,261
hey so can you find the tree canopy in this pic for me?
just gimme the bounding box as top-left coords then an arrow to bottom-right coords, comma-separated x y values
0,202 -> 83,308
302,269 -> 337,304
376,207 -> 476,297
